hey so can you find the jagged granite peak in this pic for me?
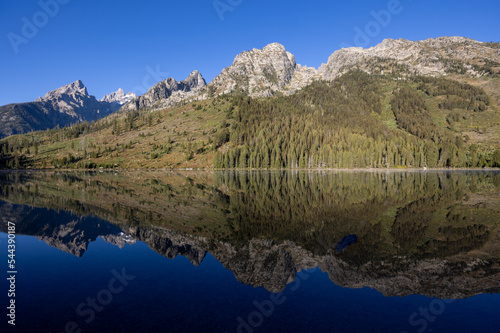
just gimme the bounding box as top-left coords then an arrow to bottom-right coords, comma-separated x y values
209,42 -> 309,97
124,71 -> 207,111
2,36 -> 496,139
36,80 -> 84,104
33,79 -> 103,117
181,70 -> 207,90
100,88 -> 136,105
0,80 -> 129,138
121,36 -> 497,112
37,79 -> 89,103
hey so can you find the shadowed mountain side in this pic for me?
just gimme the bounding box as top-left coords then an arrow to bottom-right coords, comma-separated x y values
0,101 -> 81,138
0,80 -> 125,139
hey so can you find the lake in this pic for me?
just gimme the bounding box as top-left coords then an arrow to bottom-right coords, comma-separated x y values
1,170 -> 499,332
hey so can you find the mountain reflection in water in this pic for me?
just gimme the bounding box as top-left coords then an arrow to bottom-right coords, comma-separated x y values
1,170 -> 499,300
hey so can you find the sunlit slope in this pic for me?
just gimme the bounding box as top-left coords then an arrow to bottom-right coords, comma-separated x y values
1,71 -> 499,169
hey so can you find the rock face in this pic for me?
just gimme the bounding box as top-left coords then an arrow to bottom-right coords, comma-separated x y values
100,88 -> 136,105
286,64 -> 322,93
0,80 -> 126,138
206,37 -> 499,99
318,36 -> 500,80
35,80 -> 121,120
209,43 -> 296,96
124,70 -> 207,111
130,226 -> 207,266
122,44 -> 320,111
129,36 -> 497,107
209,42 -> 319,97
209,239 -> 297,293
2,37 -> 498,136
214,37 -> 499,98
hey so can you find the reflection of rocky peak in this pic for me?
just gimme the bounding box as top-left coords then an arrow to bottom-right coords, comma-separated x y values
319,256 -> 500,299
100,232 -> 137,249
213,240 -> 500,298
128,226 -> 207,266
124,224 -> 500,298
0,201 -> 133,257
124,225 -> 296,292
35,223 -> 136,257
210,239 -> 297,293
2,201 -> 499,297
35,218 -> 91,257
120,223 -> 500,298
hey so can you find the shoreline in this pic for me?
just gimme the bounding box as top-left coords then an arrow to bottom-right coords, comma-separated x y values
1,167 -> 499,173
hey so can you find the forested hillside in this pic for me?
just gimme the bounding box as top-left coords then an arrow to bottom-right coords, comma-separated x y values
214,71 -> 499,168
1,71 -> 499,169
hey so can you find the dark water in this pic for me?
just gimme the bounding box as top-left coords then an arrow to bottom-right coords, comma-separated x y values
1,170 -> 500,333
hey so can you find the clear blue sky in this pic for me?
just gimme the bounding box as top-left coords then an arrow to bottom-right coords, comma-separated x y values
0,0 -> 499,105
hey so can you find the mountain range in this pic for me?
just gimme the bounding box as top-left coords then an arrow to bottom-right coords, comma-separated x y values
1,36 -> 498,139
123,70 -> 206,111
0,36 -> 499,171
0,81 -> 135,139
121,36 -> 499,110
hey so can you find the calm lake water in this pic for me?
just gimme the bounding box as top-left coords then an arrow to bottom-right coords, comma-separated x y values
1,170 -> 500,333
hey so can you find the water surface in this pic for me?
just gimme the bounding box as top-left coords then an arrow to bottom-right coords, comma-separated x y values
1,170 -> 499,332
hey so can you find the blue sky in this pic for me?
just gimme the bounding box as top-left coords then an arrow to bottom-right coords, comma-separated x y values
0,0 -> 499,105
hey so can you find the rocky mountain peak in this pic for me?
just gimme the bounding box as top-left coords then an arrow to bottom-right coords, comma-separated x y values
32,80 -> 101,119
0,80 -> 133,138
319,36 -> 500,80
263,42 -> 287,52
38,79 -> 89,102
100,88 -> 136,105
72,79 -> 85,89
124,71 -> 207,111
119,36 -> 498,112
5,36 -> 496,139
209,42 -> 304,97
182,70 -> 207,90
